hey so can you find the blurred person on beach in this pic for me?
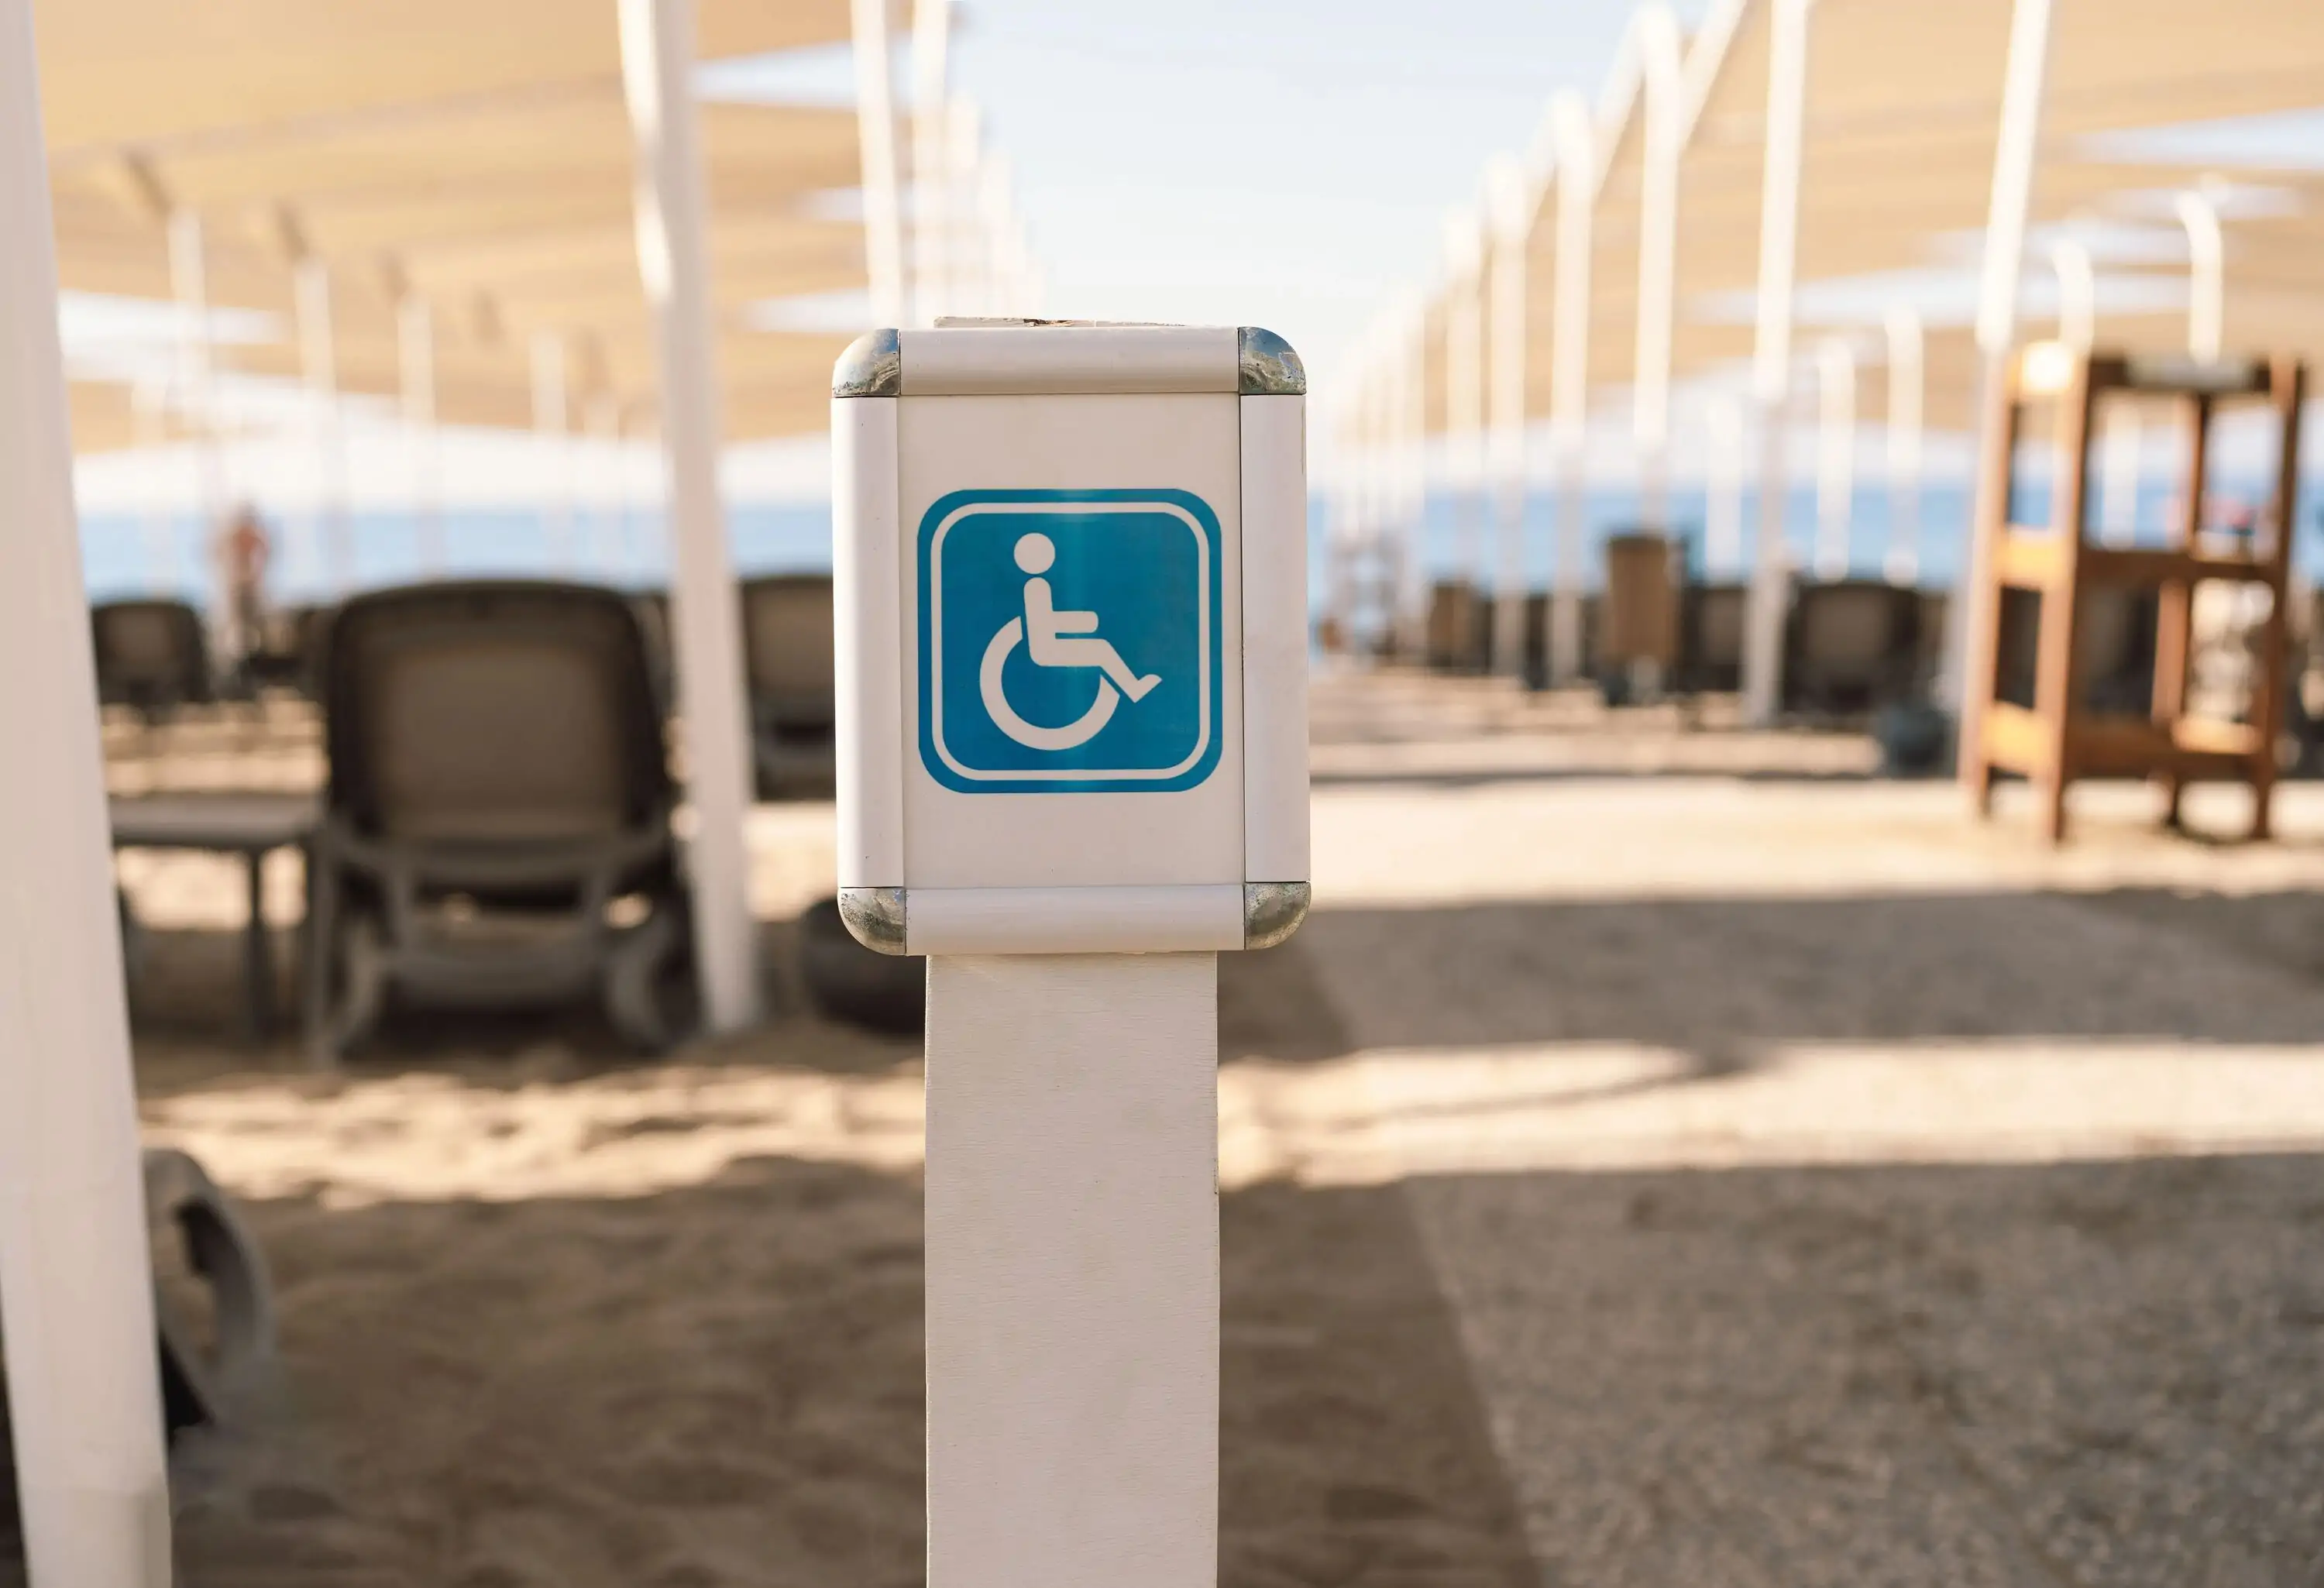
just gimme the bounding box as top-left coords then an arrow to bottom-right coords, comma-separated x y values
217,502 -> 273,662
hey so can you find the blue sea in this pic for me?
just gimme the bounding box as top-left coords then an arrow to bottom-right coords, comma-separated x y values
78,473 -> 2324,611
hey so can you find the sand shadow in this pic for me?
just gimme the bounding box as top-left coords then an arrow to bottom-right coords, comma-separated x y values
2,1156 -> 1535,1588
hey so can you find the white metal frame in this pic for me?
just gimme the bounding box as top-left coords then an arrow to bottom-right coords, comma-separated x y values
0,2 -> 176,1579
397,292 -> 441,572
1742,0 -> 1813,724
618,0 -> 761,1032
1950,0 -> 2057,753
1883,307 -> 1924,584
850,0 -> 908,326
1486,156 -> 1533,679
1813,336 -> 1855,581
1547,92 -> 1594,685
294,254 -> 351,596
2176,189 -> 2225,363
1442,212 -> 1487,623
1631,6 -> 1685,529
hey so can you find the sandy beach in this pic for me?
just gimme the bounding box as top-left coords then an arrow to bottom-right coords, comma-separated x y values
13,672 -> 2324,1585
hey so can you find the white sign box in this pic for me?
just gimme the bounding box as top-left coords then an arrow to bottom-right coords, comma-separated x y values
832,322 -> 1310,957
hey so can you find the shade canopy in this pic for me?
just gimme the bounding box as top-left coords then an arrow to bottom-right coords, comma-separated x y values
1404,0 -> 2324,439
40,0 -> 878,451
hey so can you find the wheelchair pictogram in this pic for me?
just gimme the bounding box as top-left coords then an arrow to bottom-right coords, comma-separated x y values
918,489 -> 1223,793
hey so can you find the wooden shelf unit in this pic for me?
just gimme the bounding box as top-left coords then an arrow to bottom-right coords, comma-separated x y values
1961,344 -> 2305,842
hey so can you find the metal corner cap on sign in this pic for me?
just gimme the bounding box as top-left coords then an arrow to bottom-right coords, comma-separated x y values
1243,882 -> 1310,950
1237,327 -> 1306,395
834,327 -> 902,397
838,887 -> 909,955
916,487 -> 1226,796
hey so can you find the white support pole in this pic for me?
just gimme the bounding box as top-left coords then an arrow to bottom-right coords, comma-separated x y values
1486,156 -> 1532,679
167,208 -> 227,634
910,0 -> 951,326
619,0 -> 762,1033
2051,239 -> 2095,353
926,953 -> 1218,1588
131,373 -> 175,593
1397,297 -> 1429,656
294,256 -> 351,596
531,330 -> 574,572
1950,0 -> 2056,739
2177,190 -> 2224,363
397,294 -> 441,575
1442,211 -> 1487,657
1548,92 -> 1593,685
1632,5 -> 1685,531
1884,306 -> 1924,584
2099,404 -> 2142,547
1707,393 -> 1746,578
0,2 -> 176,1580
1742,0 -> 1811,725
588,392 -> 624,578
947,98 -> 986,318
851,0 -> 909,327
1813,338 -> 1855,580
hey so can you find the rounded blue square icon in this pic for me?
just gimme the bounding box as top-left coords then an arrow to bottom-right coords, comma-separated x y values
917,488 -> 1224,793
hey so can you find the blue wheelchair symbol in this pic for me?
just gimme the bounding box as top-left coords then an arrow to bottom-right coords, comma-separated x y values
918,489 -> 1223,793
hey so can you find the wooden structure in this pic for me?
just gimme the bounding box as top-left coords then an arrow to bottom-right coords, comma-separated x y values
1964,342 -> 2305,841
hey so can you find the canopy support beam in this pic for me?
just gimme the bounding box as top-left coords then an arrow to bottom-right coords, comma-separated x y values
1632,7 -> 1684,531
851,0 -> 908,326
1743,0 -> 1811,724
910,0 -> 951,326
1487,157 -> 1532,679
0,2 -> 176,1580
1951,0 -> 2056,782
619,0 -> 762,1034
1884,308 -> 1924,585
2177,190 -> 2224,363
294,255 -> 350,596
1547,93 -> 1593,686
1442,212 -> 1487,658
530,330 -> 572,571
397,294 -> 441,574
1813,338 -> 1855,582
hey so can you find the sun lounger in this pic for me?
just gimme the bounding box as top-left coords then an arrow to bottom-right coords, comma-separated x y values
1678,581 -> 1748,694
1595,533 -> 1679,703
741,573 -> 837,797
1783,579 -> 1923,715
1,1148 -> 275,1536
302,580 -> 692,1057
91,598 -> 213,719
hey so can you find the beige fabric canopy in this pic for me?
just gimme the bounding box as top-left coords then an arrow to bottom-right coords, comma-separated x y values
40,0 -> 874,450
34,0 -> 850,153
1408,0 -> 2324,438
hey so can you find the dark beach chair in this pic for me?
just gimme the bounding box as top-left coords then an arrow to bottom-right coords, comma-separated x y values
304,580 -> 691,1057
1677,581 -> 1748,694
630,587 -> 672,711
741,573 -> 837,797
1993,585 -> 2157,716
1783,579 -> 1923,715
1424,579 -> 1487,672
1594,533 -> 1679,703
91,598 -> 213,718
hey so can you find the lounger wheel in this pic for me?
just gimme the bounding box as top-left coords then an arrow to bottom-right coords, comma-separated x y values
318,906 -> 390,1057
604,902 -> 692,1053
142,1147 -> 278,1434
799,896 -> 924,1035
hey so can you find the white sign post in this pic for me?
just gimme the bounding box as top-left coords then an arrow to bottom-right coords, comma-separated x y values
833,321 -> 1310,1588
